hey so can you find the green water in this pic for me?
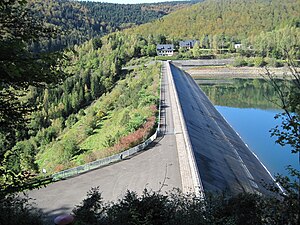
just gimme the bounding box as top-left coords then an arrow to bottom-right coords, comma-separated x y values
198,78 -> 299,176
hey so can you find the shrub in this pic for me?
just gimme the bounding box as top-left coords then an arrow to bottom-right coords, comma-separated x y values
127,113 -> 146,133
65,114 -> 78,128
253,57 -> 267,67
73,187 -> 106,225
118,109 -> 131,126
246,58 -> 255,67
0,194 -> 43,225
265,57 -> 284,67
73,186 -> 300,225
232,57 -> 247,67
106,189 -> 172,225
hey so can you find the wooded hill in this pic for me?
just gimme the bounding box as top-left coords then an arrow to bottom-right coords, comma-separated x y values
27,0 -> 200,52
125,0 -> 299,59
129,0 -> 299,42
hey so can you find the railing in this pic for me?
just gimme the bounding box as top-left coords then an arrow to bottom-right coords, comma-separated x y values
52,63 -> 163,181
52,133 -> 159,181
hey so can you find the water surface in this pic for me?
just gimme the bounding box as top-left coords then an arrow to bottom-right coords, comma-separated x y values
198,78 -> 299,176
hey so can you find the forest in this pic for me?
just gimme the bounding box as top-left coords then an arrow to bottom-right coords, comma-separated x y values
1,30 -> 164,191
27,0 -> 198,52
130,0 -> 299,60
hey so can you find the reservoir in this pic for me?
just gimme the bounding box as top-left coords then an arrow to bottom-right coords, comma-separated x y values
197,78 -> 299,177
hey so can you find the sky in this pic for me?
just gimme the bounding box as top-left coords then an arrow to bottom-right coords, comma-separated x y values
91,0 -> 188,4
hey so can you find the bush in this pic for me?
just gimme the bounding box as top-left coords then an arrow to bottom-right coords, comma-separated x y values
73,182 -> 300,225
106,189 -> 172,225
232,57 -> 248,67
127,113 -> 146,133
265,57 -> 284,67
0,194 -> 43,225
73,187 -> 106,225
253,57 -> 267,67
65,114 -> 78,128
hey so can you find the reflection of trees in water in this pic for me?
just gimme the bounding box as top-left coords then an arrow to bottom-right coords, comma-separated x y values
199,79 -> 282,109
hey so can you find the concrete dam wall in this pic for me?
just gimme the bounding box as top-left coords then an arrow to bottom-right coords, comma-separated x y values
168,62 -> 276,195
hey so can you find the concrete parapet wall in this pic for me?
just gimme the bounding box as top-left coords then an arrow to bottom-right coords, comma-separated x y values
165,61 -> 204,196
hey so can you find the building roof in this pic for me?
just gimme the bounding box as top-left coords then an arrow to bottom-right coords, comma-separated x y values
156,44 -> 174,51
179,40 -> 199,48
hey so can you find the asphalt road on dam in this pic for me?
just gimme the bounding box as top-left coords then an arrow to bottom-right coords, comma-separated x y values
169,63 -> 275,195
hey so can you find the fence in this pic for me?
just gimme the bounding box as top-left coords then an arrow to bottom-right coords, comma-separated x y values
52,63 -> 163,181
52,132 -> 159,181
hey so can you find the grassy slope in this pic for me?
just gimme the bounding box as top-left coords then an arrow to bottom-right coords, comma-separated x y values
36,59 -> 160,173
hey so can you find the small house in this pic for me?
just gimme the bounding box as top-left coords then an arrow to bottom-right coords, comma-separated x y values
179,40 -> 199,49
156,44 -> 174,56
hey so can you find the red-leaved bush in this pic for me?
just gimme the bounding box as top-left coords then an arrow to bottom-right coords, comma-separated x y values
109,115 -> 156,155
85,105 -> 158,163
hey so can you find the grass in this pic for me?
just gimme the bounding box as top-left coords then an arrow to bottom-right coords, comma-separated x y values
36,60 -> 160,174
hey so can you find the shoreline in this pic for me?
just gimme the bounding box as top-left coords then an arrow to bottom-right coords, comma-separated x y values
171,59 -> 295,80
186,66 -> 292,80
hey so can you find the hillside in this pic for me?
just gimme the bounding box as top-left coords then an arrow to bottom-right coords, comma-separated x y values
129,0 -> 300,41
2,31 -> 162,177
27,0 -> 199,51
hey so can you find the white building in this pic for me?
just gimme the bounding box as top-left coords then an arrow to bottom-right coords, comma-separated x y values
156,44 -> 174,56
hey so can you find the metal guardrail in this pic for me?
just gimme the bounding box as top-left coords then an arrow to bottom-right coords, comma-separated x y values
52,63 -> 163,181
52,133 -> 158,181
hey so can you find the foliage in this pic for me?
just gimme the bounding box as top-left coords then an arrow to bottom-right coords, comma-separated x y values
0,0 -> 69,196
249,26 -> 300,59
73,187 -> 106,225
106,189 -> 172,225
73,186 -> 299,225
129,0 -> 299,47
232,57 -> 248,67
26,0 -> 196,52
33,57 -> 159,173
265,56 -> 300,224
266,60 -> 300,155
110,115 -> 156,153
271,112 -> 300,154
122,0 -> 300,60
253,57 -> 267,67
0,193 -> 43,225
231,57 -> 284,68
0,0 -> 67,137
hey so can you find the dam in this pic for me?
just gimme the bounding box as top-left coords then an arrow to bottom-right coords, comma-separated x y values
27,61 -> 276,222
167,61 -> 276,195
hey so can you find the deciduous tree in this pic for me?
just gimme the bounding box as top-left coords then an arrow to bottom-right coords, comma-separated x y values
0,0 -> 68,195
